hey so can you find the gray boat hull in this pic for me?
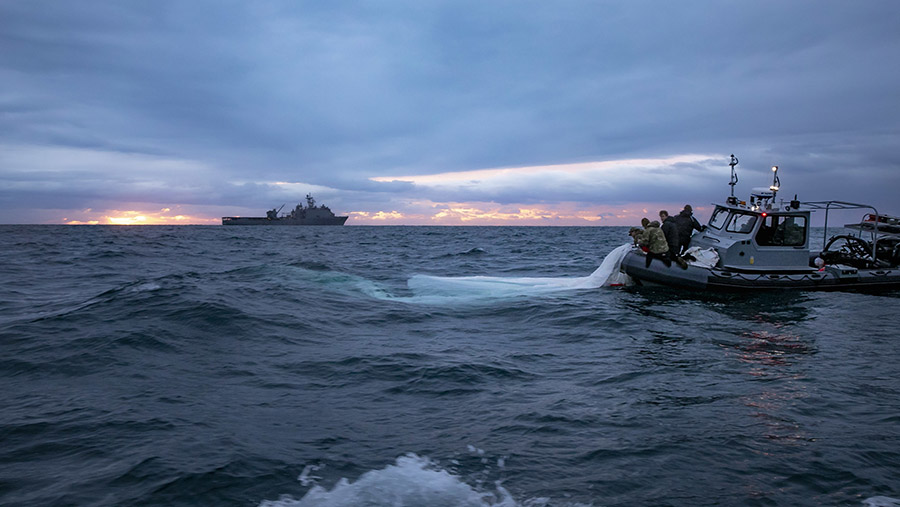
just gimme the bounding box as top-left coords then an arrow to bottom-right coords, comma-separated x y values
222,216 -> 348,225
621,250 -> 900,291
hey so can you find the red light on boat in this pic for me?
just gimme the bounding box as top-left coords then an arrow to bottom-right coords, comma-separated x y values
761,212 -> 767,217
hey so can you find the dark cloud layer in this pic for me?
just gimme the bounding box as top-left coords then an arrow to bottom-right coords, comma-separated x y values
1,1 -> 899,222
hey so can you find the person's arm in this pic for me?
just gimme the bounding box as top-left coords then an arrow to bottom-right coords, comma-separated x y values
692,216 -> 703,231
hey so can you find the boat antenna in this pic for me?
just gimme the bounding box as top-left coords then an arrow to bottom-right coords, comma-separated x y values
728,154 -> 739,204
769,165 -> 780,200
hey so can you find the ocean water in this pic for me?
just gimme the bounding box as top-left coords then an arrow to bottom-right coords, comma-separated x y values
1,225 -> 899,507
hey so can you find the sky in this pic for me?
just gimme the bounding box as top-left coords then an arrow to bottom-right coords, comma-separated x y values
1,1 -> 899,225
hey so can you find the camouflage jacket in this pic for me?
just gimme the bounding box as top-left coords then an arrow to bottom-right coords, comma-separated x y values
640,221 -> 669,254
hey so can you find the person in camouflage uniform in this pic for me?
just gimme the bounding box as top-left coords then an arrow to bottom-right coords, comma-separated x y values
638,217 -> 671,267
628,227 -> 644,245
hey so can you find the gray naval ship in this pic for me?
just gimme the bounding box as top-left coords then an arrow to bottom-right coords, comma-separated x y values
222,194 -> 348,225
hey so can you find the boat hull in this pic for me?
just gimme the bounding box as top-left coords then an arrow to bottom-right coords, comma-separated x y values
621,250 -> 900,291
221,216 -> 348,226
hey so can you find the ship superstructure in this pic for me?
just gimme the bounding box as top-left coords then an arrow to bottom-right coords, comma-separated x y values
222,194 -> 348,226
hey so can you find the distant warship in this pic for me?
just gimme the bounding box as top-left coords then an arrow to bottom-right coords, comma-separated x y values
222,194 -> 348,225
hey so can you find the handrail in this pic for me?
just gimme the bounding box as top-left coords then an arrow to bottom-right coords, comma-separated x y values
802,200 -> 879,259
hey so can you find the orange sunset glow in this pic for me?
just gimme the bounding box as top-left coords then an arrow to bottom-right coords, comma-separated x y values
59,203 -> 703,226
345,201 -> 700,226
63,208 -> 219,225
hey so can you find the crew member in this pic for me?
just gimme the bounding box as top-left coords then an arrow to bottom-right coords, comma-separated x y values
639,218 -> 671,268
660,210 -> 688,269
675,204 -> 704,254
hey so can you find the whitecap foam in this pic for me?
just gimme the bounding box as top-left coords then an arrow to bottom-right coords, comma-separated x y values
284,265 -> 396,301
127,282 -> 162,293
864,497 -> 900,507
298,464 -> 322,487
259,454 -> 517,507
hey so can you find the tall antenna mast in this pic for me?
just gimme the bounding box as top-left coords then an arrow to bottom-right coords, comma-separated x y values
769,165 -> 780,201
727,154 -> 739,204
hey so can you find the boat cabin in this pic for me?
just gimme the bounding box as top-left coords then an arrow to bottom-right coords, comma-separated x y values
690,197 -> 813,272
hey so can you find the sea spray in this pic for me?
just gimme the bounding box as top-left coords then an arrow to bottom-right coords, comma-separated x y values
259,454 -> 518,507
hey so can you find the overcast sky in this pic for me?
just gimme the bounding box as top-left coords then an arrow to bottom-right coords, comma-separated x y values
1,1 -> 898,225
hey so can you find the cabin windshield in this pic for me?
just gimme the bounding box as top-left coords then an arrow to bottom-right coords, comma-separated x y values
708,207 -> 729,230
725,212 -> 758,234
756,215 -> 807,246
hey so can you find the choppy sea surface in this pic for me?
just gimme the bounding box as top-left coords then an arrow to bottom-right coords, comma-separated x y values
1,225 -> 899,507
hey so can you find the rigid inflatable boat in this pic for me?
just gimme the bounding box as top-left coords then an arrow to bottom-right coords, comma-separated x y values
621,155 -> 900,291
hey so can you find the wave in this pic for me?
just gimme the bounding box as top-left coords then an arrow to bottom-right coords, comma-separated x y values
436,247 -> 488,259
1,243 -> 635,334
0,279 -> 166,328
257,452 -> 620,506
259,454 -> 520,507
865,497 -> 900,507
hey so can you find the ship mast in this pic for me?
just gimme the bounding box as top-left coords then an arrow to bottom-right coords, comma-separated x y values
727,154 -> 739,205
